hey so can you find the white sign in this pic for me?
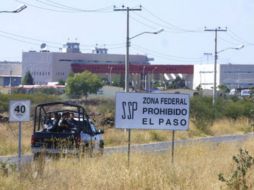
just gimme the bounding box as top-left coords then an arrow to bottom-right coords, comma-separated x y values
115,93 -> 190,130
9,100 -> 31,122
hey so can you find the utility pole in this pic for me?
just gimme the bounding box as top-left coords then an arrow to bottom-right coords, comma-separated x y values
204,27 -> 227,105
113,5 -> 142,93
114,5 -> 142,167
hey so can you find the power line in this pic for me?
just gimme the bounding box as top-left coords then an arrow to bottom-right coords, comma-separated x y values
133,12 -> 190,33
129,15 -> 157,30
0,30 -> 61,46
142,6 -> 203,33
15,0 -> 76,13
15,0 -> 112,13
35,0 -> 77,10
132,12 -> 203,34
0,29 -> 126,52
0,29 -> 126,47
38,0 -> 112,12
218,36 -> 240,46
228,30 -> 254,46
132,44 -> 203,62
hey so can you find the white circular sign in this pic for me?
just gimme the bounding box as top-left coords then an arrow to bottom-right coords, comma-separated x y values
9,100 -> 31,122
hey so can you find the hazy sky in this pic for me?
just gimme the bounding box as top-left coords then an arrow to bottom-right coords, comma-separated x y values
1,0 -> 254,65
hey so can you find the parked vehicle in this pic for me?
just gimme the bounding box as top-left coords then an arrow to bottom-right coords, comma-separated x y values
31,102 -> 104,159
240,89 -> 251,97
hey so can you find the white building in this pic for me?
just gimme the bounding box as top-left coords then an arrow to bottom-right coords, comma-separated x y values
22,43 -> 254,90
193,64 -> 219,90
22,42 -> 151,85
193,63 -> 254,90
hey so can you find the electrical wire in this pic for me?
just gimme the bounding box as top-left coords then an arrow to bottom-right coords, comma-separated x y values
132,12 -> 191,34
142,6 -> 203,33
0,30 -> 61,46
44,0 -> 112,12
228,30 -> 254,46
0,29 -> 126,53
132,43 -> 203,63
15,0 -> 77,13
15,0 -> 112,13
130,15 -> 158,30
0,29 -> 126,48
131,13 -> 202,34
218,36 -> 240,46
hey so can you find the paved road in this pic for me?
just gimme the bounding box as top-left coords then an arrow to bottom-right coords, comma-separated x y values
105,133 -> 254,153
1,133 -> 254,164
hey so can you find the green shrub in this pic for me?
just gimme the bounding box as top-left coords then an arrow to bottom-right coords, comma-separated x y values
0,94 -> 59,112
190,96 -> 214,132
224,101 -> 245,120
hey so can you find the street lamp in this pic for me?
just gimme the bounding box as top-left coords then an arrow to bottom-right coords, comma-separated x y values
213,44 -> 244,105
125,29 -> 164,92
1,4 -> 27,94
129,29 -> 164,40
217,45 -> 244,54
0,4 -> 27,13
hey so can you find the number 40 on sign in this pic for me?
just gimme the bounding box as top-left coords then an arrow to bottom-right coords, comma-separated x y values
9,100 -> 31,122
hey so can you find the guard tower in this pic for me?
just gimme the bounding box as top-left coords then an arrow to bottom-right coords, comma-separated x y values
63,42 -> 80,53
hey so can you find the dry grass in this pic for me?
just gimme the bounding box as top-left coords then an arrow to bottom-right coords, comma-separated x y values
1,139 -> 254,190
0,118 -> 252,155
0,122 -> 33,155
211,118 -> 252,135
104,119 -> 252,147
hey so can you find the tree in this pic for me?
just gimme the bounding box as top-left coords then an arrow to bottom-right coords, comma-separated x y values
170,76 -> 186,89
65,71 -> 103,98
58,79 -> 65,85
22,71 -> 34,85
218,84 -> 229,97
194,84 -> 203,96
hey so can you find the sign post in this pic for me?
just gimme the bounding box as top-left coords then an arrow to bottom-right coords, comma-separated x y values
171,130 -> 175,164
115,93 -> 190,164
9,100 -> 31,170
128,129 -> 131,167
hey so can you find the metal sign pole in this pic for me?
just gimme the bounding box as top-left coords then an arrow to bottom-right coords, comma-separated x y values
127,129 -> 131,167
171,130 -> 175,164
18,121 -> 22,170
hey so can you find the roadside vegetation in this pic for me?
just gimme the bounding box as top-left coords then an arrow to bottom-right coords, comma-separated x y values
0,139 -> 253,189
1,84 -> 254,189
1,92 -> 254,155
65,71 -> 103,99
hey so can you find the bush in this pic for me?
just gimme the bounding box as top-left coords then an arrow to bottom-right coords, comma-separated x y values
190,96 -> 214,132
223,99 -> 254,120
0,94 -> 59,112
190,96 -> 254,132
218,148 -> 254,189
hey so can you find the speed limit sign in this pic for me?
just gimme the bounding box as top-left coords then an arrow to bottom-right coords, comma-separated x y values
9,100 -> 31,122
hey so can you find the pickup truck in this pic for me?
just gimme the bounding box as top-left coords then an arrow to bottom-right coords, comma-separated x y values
31,102 -> 104,159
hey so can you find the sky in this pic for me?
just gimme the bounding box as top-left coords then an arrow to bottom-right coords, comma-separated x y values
0,0 -> 254,65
